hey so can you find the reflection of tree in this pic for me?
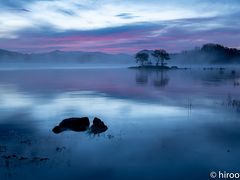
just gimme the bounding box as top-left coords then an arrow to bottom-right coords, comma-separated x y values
224,94 -> 240,113
135,69 -> 170,88
135,70 -> 149,85
153,70 -> 169,88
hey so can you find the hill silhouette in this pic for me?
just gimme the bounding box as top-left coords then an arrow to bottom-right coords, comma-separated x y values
171,43 -> 240,64
0,44 -> 240,66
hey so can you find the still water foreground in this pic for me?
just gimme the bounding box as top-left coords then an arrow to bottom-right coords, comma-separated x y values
0,68 -> 240,180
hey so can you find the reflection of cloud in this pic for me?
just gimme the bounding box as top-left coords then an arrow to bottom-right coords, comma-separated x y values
0,87 -> 186,121
0,86 -> 34,108
32,91 -> 187,119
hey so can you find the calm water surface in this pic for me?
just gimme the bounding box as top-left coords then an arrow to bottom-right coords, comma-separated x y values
0,68 -> 240,180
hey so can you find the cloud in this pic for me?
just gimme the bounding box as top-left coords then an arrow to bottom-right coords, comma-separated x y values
1,0 -> 234,37
116,13 -> 139,19
0,0 -> 239,53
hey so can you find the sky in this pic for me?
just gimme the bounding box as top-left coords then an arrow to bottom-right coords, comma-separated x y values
0,0 -> 240,54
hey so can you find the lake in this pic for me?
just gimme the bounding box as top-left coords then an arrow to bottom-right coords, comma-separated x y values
0,67 -> 240,180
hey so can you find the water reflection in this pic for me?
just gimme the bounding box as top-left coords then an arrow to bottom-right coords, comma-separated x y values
135,69 -> 169,87
135,70 -> 148,85
197,68 -> 240,85
152,71 -> 169,87
0,68 -> 240,180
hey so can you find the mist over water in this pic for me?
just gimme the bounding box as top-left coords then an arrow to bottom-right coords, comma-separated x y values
0,67 -> 240,180
1,0 -> 240,178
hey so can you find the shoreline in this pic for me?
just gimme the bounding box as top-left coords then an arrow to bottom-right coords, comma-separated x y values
128,65 -> 188,70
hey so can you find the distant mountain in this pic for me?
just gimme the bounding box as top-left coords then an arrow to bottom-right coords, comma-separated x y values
0,49 -> 134,66
0,49 -> 24,59
171,44 -> 240,64
1,44 -> 240,67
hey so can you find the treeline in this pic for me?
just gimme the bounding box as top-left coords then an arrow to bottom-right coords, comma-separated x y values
173,43 -> 240,64
135,49 -> 170,67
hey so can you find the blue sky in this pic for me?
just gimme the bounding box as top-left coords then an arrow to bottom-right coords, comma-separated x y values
0,0 -> 240,53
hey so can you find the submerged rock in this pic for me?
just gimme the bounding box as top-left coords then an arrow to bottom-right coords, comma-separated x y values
52,117 -> 90,134
231,70 -> 236,75
40,157 -> 49,161
56,146 -> 66,152
19,156 -> 28,160
89,117 -> 108,134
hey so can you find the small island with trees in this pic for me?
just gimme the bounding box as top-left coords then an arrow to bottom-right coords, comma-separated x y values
130,43 -> 240,70
130,49 -> 178,70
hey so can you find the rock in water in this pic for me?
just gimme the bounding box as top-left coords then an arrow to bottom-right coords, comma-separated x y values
52,117 -> 90,134
52,126 -> 62,134
90,117 -> 108,134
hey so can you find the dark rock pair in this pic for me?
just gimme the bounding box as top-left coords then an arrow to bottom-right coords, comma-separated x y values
52,117 -> 108,134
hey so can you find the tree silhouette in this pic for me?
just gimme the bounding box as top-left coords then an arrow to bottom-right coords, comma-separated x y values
135,51 -> 149,66
152,49 -> 170,66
